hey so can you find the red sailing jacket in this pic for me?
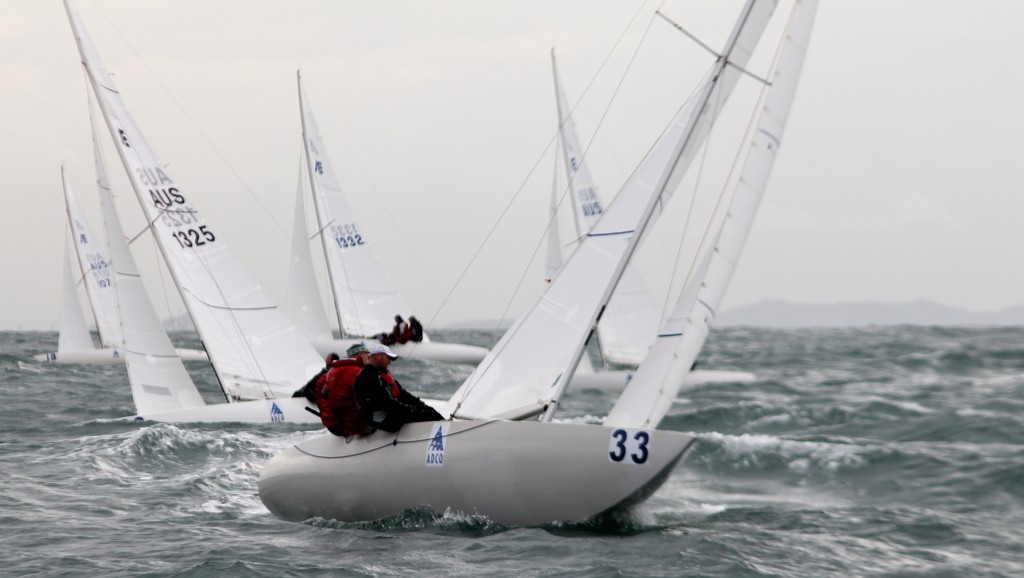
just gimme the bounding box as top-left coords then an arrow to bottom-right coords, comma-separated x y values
318,358 -> 371,435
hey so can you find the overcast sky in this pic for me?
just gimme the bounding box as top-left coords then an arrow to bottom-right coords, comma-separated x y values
2,0 -> 1023,331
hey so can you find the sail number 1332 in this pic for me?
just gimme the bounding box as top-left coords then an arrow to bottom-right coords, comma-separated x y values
608,428 -> 650,464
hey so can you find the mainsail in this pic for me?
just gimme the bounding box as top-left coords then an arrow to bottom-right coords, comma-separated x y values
606,0 -> 818,429
298,72 -> 413,339
65,0 -> 323,400
445,0 -> 778,421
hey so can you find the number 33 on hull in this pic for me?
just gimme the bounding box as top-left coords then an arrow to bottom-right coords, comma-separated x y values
258,420 -> 695,526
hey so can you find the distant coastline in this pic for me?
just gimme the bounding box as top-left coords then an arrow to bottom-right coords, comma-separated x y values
439,300 -> 1024,329
715,299 -> 1024,327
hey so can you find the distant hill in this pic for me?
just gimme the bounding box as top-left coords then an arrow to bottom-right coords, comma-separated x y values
716,299 -> 1024,327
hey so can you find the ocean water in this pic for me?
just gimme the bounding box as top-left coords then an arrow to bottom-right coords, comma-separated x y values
2,326 -> 1023,577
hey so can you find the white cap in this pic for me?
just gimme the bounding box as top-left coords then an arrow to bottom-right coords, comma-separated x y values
368,344 -> 398,359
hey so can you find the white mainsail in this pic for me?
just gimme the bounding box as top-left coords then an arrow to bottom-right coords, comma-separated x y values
551,48 -> 662,366
56,241 -> 94,354
298,73 -> 412,339
606,0 -> 818,429
62,166 -> 121,348
445,0 -> 777,421
285,157 -> 334,343
65,0 -> 323,401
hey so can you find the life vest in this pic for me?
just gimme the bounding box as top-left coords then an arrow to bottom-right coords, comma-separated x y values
380,370 -> 400,398
318,358 -> 366,434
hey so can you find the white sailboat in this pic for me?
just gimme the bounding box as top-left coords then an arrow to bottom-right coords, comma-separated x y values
295,74 -> 488,365
35,165 -> 207,365
549,50 -> 754,391
64,0 -> 324,404
607,0 -> 817,429
97,146 -> 319,424
259,0 -> 809,525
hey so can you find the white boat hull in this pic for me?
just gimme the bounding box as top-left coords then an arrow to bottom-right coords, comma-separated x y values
259,419 -> 695,525
570,368 -> 754,392
129,397 -> 322,424
33,348 -> 209,365
310,338 -> 487,365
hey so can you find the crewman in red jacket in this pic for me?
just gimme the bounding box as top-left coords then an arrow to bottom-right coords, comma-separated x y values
318,342 -> 372,436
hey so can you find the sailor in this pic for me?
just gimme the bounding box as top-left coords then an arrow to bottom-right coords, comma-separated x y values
388,314 -> 411,345
408,316 -> 423,343
318,342 -> 373,436
354,344 -> 443,432
293,352 -> 340,403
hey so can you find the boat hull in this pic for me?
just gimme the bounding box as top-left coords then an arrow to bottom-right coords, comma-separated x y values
258,419 -> 695,525
310,339 -> 487,366
33,348 -> 209,365
130,397 -> 322,424
570,369 -> 754,393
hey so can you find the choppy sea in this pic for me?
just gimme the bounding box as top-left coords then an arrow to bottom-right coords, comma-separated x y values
2,326 -> 1023,577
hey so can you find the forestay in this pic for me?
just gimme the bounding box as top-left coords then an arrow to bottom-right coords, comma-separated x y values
551,49 -> 661,366
62,167 -> 121,349
445,0 -> 777,421
298,73 -> 413,338
606,0 -> 818,429
65,0 -> 323,400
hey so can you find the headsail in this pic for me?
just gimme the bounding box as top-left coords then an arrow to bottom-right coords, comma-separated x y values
606,0 -> 818,429
56,238 -> 95,353
62,166 -> 121,348
551,49 -> 661,366
297,72 -> 413,339
97,162 -> 208,413
64,0 -> 323,400
445,0 -> 778,421
285,157 -> 334,342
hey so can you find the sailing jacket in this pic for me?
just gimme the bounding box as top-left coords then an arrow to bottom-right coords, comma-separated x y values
319,357 -> 369,436
353,364 -> 436,432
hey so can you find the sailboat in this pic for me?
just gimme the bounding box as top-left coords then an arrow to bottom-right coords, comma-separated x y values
64,0 -> 326,409
548,50 -> 754,392
293,75 -> 488,365
259,0 -> 813,525
34,165 -> 207,365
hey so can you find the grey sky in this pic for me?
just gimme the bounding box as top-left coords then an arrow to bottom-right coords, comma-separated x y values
2,0 -> 1022,331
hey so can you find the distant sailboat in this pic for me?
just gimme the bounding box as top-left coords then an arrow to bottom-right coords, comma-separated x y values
294,74 -> 487,365
64,0 -> 324,405
259,0 -> 810,525
35,165 -> 207,365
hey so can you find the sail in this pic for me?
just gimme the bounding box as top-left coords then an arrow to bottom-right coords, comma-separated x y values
64,0 -> 323,400
56,240 -> 95,353
606,0 -> 818,429
285,158 -> 334,342
445,0 -> 777,421
297,73 -> 413,338
62,167 -> 121,348
95,161 -> 208,413
551,49 -> 661,366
